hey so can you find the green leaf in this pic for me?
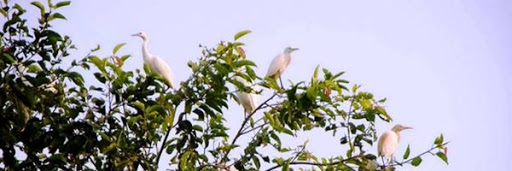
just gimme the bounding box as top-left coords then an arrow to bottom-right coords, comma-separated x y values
27,63 -> 42,73
55,1 -> 71,8
376,106 -> 392,121
185,101 -> 192,113
131,101 -> 145,110
281,161 -> 289,171
434,134 -> 444,146
113,43 -> 126,54
436,152 -> 448,164
165,111 -> 175,128
352,84 -> 359,93
306,83 -> 317,100
0,8 -> 7,18
252,156 -> 261,168
270,132 -> 281,145
411,157 -> 422,166
103,143 -> 117,154
360,99 -> 372,110
282,128 -> 294,136
121,55 -> 131,61
13,4 -> 24,12
192,125 -> 203,132
233,60 -> 256,68
403,144 -> 410,159
234,30 -> 251,40
313,65 -> 319,81
30,1 -> 45,15
89,55 -> 106,73
92,45 -> 101,52
48,13 -> 66,21
340,136 -> 347,144
2,53 -> 16,63
68,72 -> 84,86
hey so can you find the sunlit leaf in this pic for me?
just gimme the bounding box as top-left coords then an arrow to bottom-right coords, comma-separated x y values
48,13 -> 66,21
113,43 -> 126,54
0,8 -> 7,18
30,1 -> 45,15
27,63 -> 42,73
434,134 -> 444,146
55,1 -> 71,8
234,30 -> 251,40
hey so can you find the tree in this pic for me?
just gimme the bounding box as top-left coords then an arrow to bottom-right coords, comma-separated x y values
0,0 -> 449,170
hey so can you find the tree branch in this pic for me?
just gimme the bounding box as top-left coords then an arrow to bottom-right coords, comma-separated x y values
346,95 -> 356,153
155,124 -> 172,166
388,141 -> 450,167
264,155 -> 361,171
221,92 -> 279,162
240,121 -> 268,135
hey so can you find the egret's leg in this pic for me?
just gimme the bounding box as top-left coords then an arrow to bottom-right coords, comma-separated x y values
381,156 -> 386,169
278,76 -> 284,89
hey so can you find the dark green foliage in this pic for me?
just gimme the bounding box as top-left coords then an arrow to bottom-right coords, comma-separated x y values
0,1 -> 449,170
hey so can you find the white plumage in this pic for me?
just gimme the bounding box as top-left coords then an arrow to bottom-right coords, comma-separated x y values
265,47 -> 298,78
132,31 -> 175,89
378,131 -> 399,158
234,76 -> 258,116
378,124 -> 412,159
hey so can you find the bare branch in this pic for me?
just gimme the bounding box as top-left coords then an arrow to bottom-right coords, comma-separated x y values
221,92 -> 279,162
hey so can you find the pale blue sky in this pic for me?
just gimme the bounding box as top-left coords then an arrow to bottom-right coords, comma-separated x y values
32,0 -> 512,170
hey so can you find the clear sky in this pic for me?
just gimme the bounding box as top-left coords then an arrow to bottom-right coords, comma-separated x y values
30,0 -> 512,170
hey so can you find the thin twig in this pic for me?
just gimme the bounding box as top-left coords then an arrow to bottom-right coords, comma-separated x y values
226,122 -> 268,169
290,143 -> 308,163
221,92 -> 279,162
346,95 -> 356,153
388,141 -> 450,167
155,124 -> 172,166
264,155 -> 361,171
240,122 -> 268,135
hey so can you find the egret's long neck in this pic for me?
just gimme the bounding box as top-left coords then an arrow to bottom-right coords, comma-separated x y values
394,131 -> 401,142
142,38 -> 152,61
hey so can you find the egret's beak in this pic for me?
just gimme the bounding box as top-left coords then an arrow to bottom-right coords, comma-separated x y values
131,33 -> 139,37
402,126 -> 413,130
291,48 -> 299,51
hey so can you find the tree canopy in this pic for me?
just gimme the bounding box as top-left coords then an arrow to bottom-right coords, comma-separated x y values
0,0 -> 449,170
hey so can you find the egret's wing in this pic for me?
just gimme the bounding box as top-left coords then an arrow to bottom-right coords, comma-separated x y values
248,93 -> 258,113
265,54 -> 286,77
152,56 -> 175,88
249,85 -> 260,111
239,93 -> 251,113
234,92 -> 243,104
234,76 -> 258,114
378,131 -> 398,157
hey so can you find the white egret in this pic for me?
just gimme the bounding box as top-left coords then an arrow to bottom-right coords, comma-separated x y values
234,76 -> 258,116
132,31 -> 175,89
265,47 -> 299,86
378,124 -> 412,164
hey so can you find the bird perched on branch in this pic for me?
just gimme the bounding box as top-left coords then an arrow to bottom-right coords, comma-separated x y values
378,124 -> 412,163
265,47 -> 298,86
234,75 -> 258,117
132,31 -> 175,89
